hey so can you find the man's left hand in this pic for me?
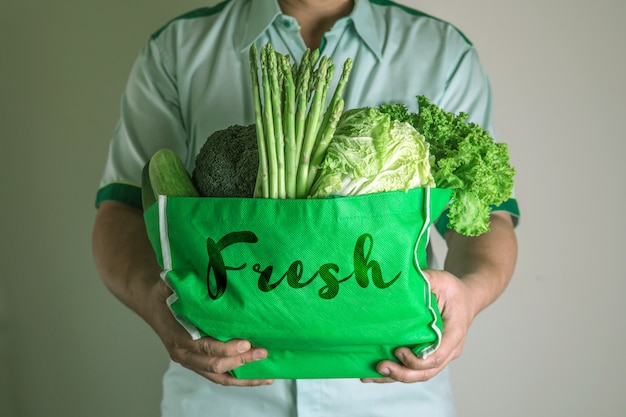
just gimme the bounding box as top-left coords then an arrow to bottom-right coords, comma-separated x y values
361,269 -> 476,383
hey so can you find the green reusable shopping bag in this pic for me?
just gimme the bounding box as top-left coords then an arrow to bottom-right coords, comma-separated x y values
143,187 -> 453,379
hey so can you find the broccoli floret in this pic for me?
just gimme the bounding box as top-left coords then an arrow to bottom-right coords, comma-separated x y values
192,124 -> 259,198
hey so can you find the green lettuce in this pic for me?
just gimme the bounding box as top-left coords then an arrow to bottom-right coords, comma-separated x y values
379,96 -> 515,236
308,107 -> 435,198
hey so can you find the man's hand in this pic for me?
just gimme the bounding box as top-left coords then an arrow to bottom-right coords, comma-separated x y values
149,280 -> 274,387
361,269 -> 475,383
93,201 -> 273,387
361,212 -> 517,384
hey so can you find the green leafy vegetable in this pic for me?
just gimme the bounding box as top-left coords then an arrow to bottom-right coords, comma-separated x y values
249,44 -> 514,236
379,96 -> 515,236
308,107 -> 434,198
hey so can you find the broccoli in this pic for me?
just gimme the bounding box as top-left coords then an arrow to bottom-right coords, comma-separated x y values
192,124 -> 259,198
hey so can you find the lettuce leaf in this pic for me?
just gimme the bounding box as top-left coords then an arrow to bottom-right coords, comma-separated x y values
379,96 -> 515,236
308,107 -> 434,198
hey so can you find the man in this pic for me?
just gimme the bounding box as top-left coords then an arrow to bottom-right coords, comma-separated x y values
92,0 -> 519,415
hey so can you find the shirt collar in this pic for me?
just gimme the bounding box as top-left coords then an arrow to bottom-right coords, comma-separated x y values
348,0 -> 383,60
238,0 -> 282,53
238,0 -> 382,60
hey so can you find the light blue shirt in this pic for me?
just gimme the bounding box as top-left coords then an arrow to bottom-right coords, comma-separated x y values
96,1 -> 513,415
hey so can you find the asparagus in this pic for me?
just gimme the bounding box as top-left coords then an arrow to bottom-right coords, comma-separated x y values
260,46 -> 278,198
306,58 -> 353,190
296,56 -> 333,198
249,44 -> 352,199
280,54 -> 297,199
294,54 -> 313,175
249,43 -> 269,198
294,48 -> 311,94
266,45 -> 286,198
306,97 -> 345,191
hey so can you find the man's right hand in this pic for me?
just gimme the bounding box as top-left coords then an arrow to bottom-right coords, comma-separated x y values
93,201 -> 273,387
148,279 -> 274,387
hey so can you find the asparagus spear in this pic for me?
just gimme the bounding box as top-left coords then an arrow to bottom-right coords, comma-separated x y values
306,97 -> 345,191
294,48 -> 311,94
280,54 -> 297,199
260,45 -> 278,198
266,45 -> 286,198
306,58 -> 353,189
249,43 -> 269,198
294,55 -> 313,174
296,56 -> 333,198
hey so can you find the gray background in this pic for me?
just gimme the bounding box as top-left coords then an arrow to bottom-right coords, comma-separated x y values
1,0 -> 624,416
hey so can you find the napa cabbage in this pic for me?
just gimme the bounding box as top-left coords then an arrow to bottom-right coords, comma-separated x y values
308,107 -> 434,199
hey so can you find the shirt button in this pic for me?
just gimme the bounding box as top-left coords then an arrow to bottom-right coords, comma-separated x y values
283,19 -> 297,29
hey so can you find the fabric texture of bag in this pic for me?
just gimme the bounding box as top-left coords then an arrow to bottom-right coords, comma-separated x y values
144,187 -> 453,379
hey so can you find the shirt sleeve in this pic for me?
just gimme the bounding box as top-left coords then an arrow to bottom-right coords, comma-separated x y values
437,41 -> 494,132
95,36 -> 189,208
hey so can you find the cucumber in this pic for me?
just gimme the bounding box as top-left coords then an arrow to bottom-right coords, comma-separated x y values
147,149 -> 199,203
141,160 -> 157,210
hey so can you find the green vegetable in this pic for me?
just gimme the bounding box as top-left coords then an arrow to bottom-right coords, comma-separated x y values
141,160 -> 157,210
249,43 -> 352,199
294,49 -> 317,169
296,56 -> 333,198
306,57 -> 352,191
308,107 -> 435,198
266,47 -> 286,198
192,124 -> 259,198
149,46 -> 513,238
379,96 -> 515,236
249,44 -> 269,199
144,148 -> 199,209
279,53 -> 297,199
259,46 -> 279,198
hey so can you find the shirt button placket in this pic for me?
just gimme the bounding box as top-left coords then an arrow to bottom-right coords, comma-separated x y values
277,16 -> 306,60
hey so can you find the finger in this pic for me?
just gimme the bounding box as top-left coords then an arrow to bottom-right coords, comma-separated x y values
185,338 -> 273,386
195,368 -> 275,387
195,337 -> 252,358
360,377 -> 395,384
414,319 -> 467,370
390,317 -> 466,374
375,339 -> 461,384
183,348 -> 267,376
395,346 -> 448,371
374,359 -> 440,383
183,341 -> 269,375
372,344 -> 452,383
